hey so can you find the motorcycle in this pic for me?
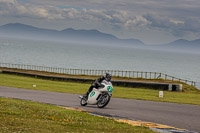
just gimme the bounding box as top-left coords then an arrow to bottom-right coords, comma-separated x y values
79,80 -> 113,108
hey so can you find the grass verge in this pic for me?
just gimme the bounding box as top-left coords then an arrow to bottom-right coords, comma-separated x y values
0,73 -> 200,105
0,97 -> 154,133
1,67 -> 198,92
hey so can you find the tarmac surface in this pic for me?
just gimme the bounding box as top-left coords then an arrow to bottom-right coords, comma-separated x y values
0,86 -> 200,132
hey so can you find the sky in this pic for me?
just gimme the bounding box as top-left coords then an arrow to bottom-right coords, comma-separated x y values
0,0 -> 200,44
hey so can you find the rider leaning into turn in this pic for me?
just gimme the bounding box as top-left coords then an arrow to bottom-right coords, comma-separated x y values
84,73 -> 112,99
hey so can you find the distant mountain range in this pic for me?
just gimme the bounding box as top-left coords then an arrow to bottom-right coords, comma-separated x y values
0,23 -> 144,45
156,39 -> 200,53
167,39 -> 200,47
0,23 -> 199,53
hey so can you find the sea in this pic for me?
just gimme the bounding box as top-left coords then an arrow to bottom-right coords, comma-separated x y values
0,37 -> 200,89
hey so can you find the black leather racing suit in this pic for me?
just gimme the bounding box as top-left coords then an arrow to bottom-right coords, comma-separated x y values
86,76 -> 106,96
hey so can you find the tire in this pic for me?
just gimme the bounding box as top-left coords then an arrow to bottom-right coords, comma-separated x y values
80,98 -> 87,106
97,94 -> 110,108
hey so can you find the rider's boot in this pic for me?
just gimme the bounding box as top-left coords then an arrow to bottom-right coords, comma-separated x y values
83,92 -> 89,100
83,86 -> 93,100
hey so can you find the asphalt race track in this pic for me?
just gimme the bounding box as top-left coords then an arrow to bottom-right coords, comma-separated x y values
0,86 -> 200,132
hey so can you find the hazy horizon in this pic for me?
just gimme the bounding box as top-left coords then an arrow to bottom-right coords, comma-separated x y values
1,37 -> 200,88
0,0 -> 200,44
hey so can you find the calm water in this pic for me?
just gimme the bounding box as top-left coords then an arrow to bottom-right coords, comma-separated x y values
0,37 -> 200,88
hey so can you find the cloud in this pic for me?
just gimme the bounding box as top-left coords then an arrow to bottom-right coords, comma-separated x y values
169,19 -> 184,25
124,16 -> 151,29
1,0 -> 200,39
0,0 -> 152,32
0,0 -> 64,19
143,13 -> 200,37
60,9 -> 152,30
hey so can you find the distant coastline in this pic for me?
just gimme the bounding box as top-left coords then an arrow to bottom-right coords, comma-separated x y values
0,23 -> 199,54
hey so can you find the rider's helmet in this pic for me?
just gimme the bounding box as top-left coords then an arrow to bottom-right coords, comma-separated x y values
104,73 -> 112,81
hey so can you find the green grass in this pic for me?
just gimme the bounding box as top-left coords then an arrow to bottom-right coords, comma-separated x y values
114,87 -> 200,105
0,97 -> 154,133
1,67 -> 198,92
0,73 -> 200,105
0,73 -> 89,94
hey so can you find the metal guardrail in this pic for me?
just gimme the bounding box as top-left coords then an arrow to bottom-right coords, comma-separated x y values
0,62 -> 197,88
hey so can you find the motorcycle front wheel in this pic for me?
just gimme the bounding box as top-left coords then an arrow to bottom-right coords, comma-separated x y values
97,94 -> 110,108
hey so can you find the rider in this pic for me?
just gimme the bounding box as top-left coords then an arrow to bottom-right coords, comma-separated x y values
84,73 -> 112,99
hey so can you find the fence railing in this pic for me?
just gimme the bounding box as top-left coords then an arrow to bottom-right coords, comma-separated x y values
0,62 -> 198,88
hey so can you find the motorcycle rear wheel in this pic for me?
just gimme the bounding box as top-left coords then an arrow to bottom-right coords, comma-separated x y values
80,98 -> 87,106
